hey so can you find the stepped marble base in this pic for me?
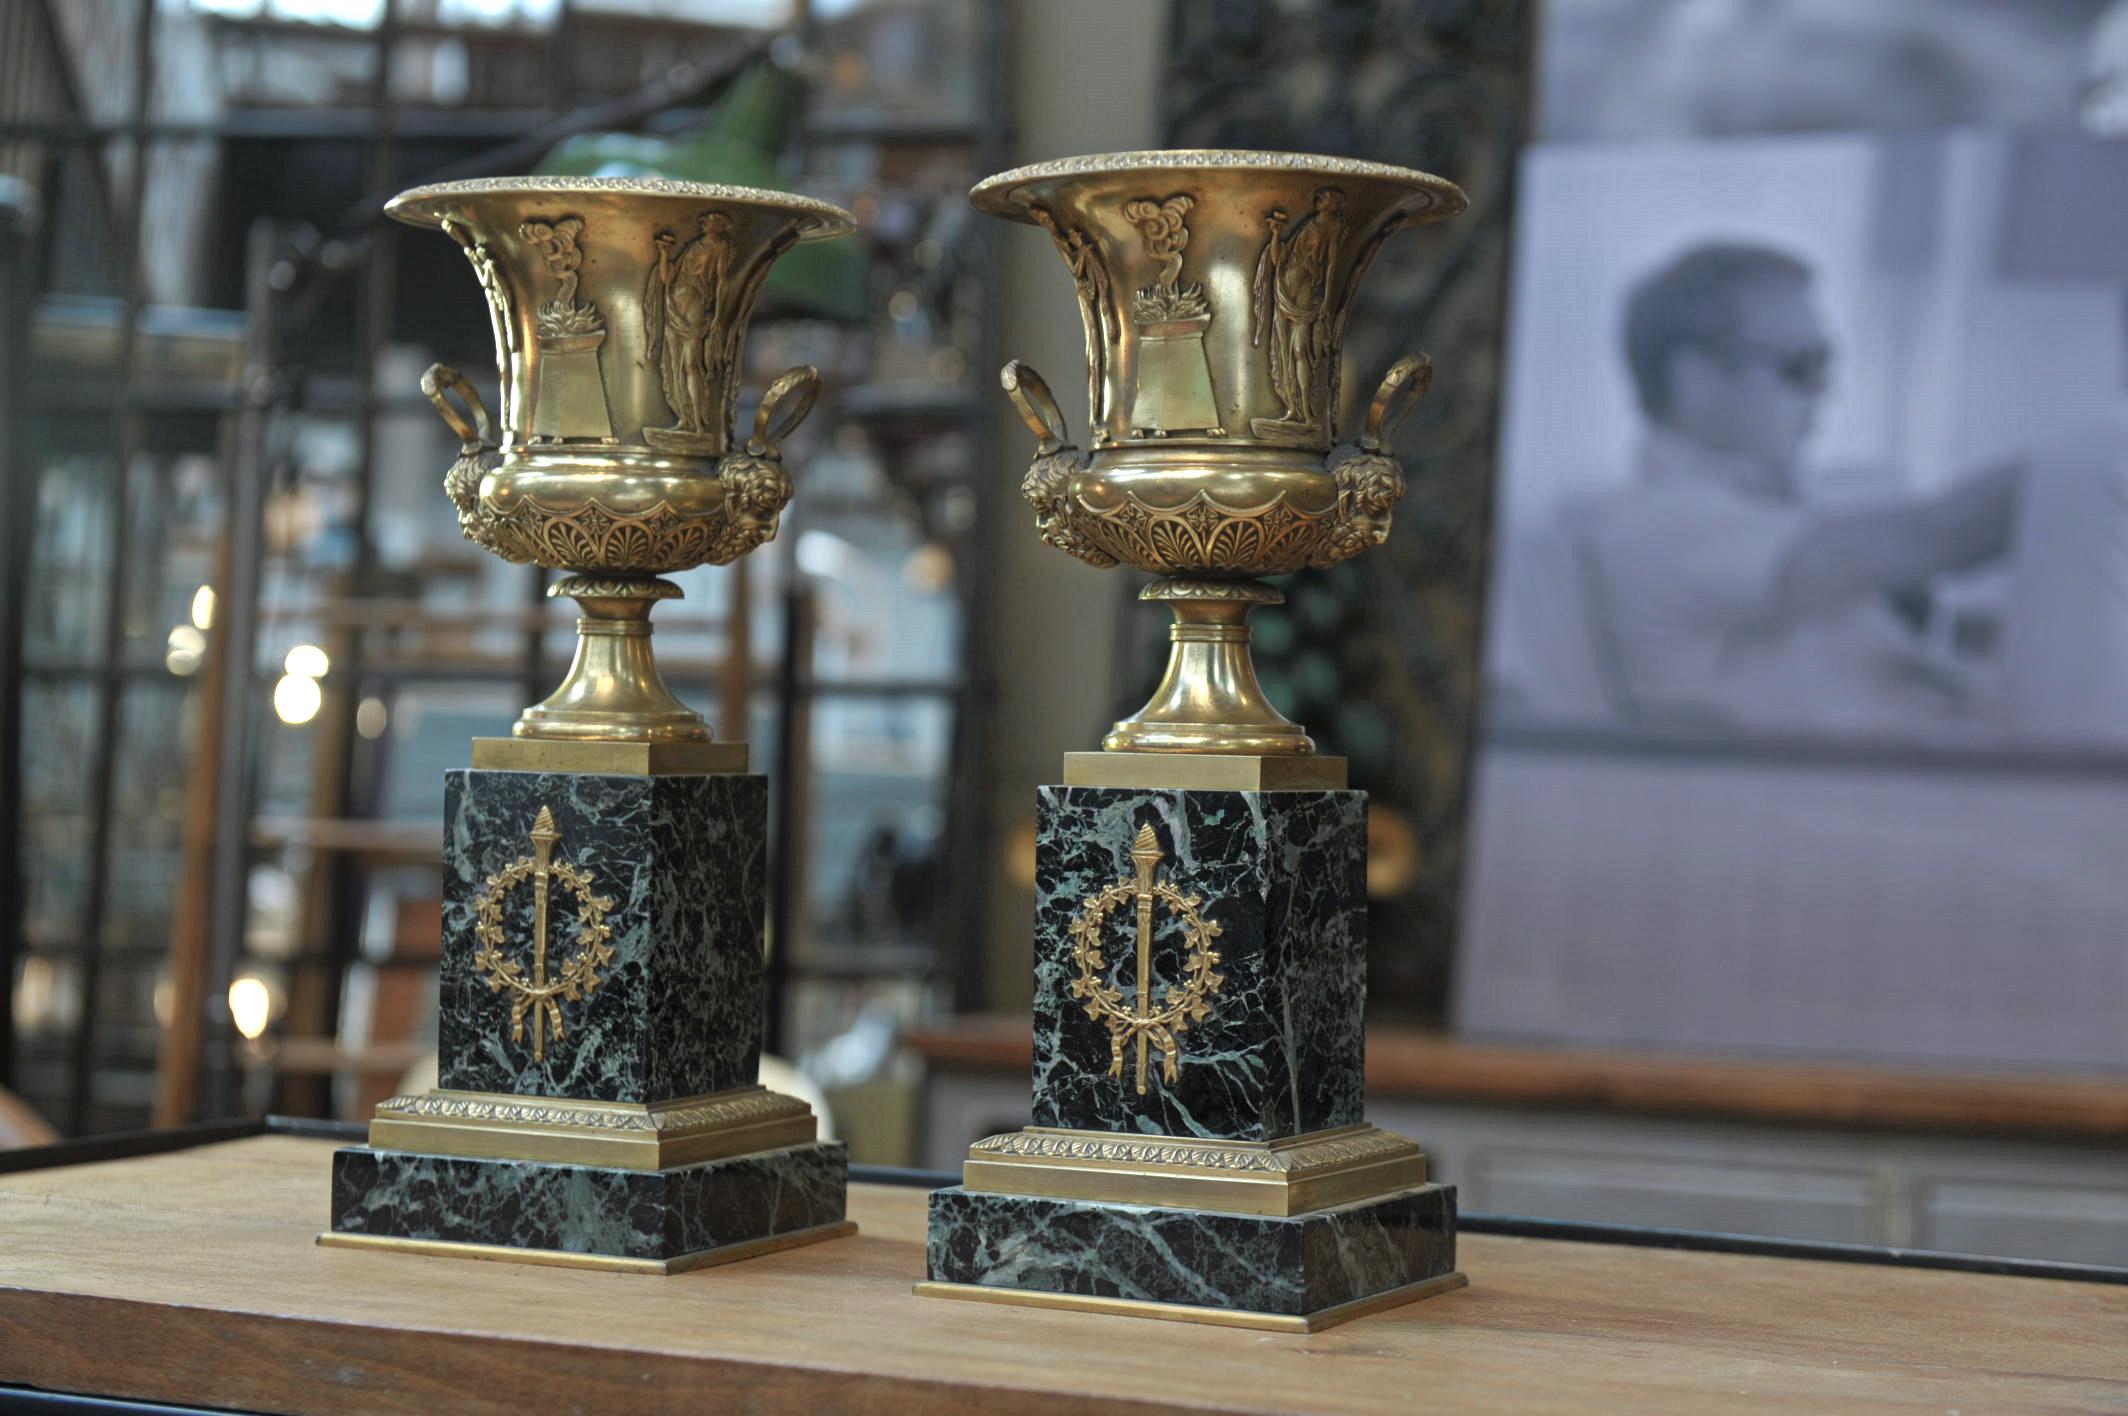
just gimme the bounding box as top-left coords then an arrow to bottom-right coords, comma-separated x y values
323,1139 -> 849,1273
921,1182 -> 1458,1331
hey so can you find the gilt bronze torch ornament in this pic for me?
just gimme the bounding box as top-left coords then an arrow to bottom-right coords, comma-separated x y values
973,151 -> 1465,756
386,177 -> 855,742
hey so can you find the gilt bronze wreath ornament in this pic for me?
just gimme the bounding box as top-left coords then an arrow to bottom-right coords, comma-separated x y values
1066,823 -> 1226,1095
469,806 -> 613,1061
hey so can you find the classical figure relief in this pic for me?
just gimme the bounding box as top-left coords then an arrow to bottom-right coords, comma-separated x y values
1251,186 -> 1348,438
1320,210 -> 1407,426
442,219 -> 518,434
705,225 -> 799,445
642,211 -> 738,450
1120,193 -> 1223,438
519,214 -> 614,442
1031,202 -> 1116,438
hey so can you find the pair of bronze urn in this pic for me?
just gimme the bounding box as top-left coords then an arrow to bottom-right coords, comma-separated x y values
395,151 -> 1464,756
367,150 -> 1467,1327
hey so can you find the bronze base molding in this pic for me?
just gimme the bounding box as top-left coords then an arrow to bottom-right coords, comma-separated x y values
469,737 -> 750,775
961,1123 -> 1425,1217
365,1085 -> 819,1171
1062,751 -> 1348,791
912,1271 -> 1468,1333
319,1219 -> 856,1275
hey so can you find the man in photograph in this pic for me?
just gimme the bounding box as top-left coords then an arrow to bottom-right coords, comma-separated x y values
1576,241 -> 2021,733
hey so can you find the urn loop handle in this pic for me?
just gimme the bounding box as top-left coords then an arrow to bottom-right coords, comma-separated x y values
746,364 -> 822,459
1360,352 -> 1433,455
1002,359 -> 1070,455
421,362 -> 495,451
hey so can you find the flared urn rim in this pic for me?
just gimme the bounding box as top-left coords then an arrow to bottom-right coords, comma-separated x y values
386,175 -> 857,240
387,174 -> 856,468
970,148 -> 1467,223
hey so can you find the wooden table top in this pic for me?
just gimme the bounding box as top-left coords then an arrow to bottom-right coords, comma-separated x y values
1,1137 -> 2123,1413
904,1015 -> 2128,1141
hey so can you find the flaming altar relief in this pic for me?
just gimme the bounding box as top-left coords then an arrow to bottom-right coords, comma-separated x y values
519,215 -> 614,442
1121,194 -> 1223,438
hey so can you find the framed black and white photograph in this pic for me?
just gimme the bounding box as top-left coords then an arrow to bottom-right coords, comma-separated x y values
1457,0 -> 2128,1067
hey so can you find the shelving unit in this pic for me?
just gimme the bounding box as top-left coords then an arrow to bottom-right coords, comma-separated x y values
0,0 -> 1006,1146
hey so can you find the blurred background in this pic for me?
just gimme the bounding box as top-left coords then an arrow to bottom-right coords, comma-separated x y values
6,0 -> 2128,1271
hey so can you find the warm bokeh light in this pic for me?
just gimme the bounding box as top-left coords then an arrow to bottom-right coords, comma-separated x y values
165,624 -> 206,676
903,543 -> 954,593
272,672 -> 322,725
355,695 -> 389,739
227,975 -> 273,1041
283,642 -> 330,678
189,583 -> 216,631
13,956 -> 54,1032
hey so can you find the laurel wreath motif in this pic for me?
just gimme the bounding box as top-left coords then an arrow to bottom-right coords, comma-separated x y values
1066,873 -> 1225,1091
471,852 -> 615,1056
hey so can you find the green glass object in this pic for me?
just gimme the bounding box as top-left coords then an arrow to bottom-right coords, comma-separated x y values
539,59 -> 866,323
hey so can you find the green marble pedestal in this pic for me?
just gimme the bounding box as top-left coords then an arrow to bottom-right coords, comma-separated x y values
922,761 -> 1459,1328
323,748 -> 850,1271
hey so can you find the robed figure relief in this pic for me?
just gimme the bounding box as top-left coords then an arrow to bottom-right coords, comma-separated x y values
519,215 -> 614,442
1121,194 -> 1223,438
1032,202 -> 1117,438
443,218 -> 518,435
642,211 -> 737,450
1251,187 -> 1348,439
